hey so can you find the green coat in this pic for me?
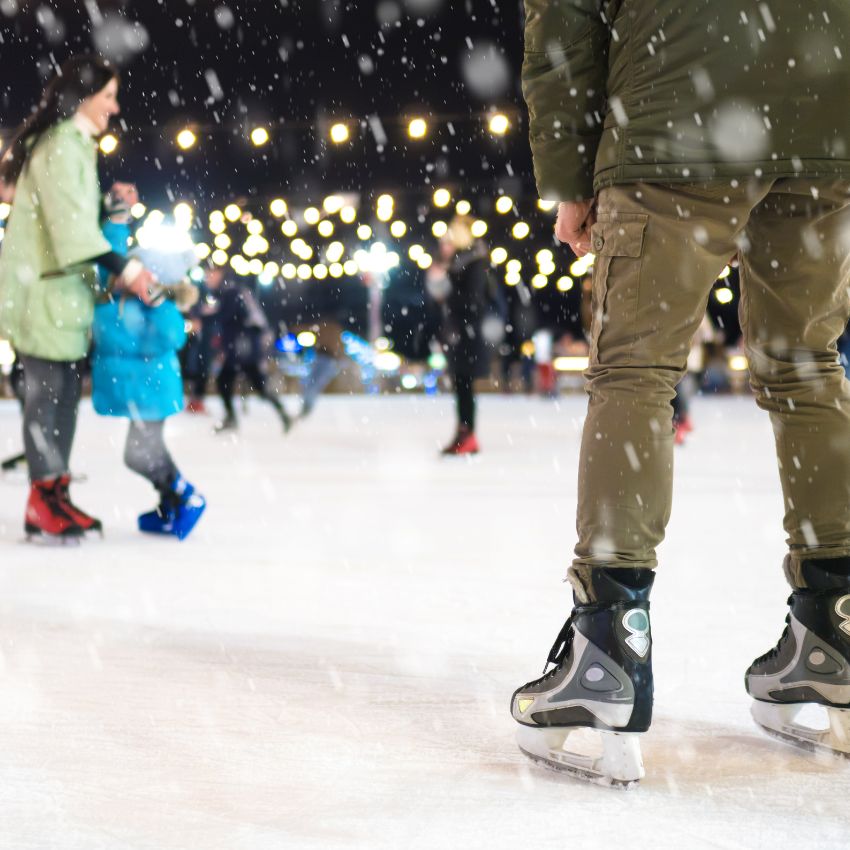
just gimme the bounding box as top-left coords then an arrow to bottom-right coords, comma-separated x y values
523,1 -> 850,201
0,118 -> 110,361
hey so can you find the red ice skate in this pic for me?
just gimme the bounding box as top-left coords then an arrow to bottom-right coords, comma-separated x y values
674,415 -> 694,446
441,427 -> 480,456
54,474 -> 102,535
25,478 -> 84,543
186,398 -> 207,414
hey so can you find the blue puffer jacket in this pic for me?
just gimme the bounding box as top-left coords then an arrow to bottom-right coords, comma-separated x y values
92,221 -> 187,420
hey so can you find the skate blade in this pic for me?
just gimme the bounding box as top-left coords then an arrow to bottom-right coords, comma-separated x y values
23,532 -> 82,547
751,701 -> 850,758
516,725 -> 644,788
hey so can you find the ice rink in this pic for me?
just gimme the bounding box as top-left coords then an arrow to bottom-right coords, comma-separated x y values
0,394 -> 846,849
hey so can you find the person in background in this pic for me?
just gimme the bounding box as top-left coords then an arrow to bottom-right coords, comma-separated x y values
0,54 -> 156,542
215,274 -> 291,433
299,318 -> 344,419
672,314 -> 718,446
426,215 -> 491,456
182,264 -> 223,414
91,182 -> 206,540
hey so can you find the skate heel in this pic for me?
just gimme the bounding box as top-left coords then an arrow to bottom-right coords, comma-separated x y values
516,725 -> 644,787
751,701 -> 850,757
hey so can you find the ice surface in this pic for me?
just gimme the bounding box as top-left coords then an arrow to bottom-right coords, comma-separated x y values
0,395 -> 846,849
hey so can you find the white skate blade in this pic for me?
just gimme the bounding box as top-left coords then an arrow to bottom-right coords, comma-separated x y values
751,700 -> 850,758
516,725 -> 645,788
23,531 -> 82,547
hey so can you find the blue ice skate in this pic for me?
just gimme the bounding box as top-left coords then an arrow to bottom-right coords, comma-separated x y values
138,475 -> 206,541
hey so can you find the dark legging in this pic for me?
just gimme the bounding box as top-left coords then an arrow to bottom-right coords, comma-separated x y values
455,375 -> 476,431
217,356 -> 284,419
20,355 -> 82,481
124,420 -> 178,491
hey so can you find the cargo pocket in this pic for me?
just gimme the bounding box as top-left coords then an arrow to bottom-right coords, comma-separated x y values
588,213 -> 648,365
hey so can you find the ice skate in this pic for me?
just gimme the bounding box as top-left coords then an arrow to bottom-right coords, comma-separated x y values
511,568 -> 654,787
214,412 -> 238,433
24,478 -> 84,545
746,558 -> 850,758
138,474 -> 206,541
54,474 -> 103,536
441,427 -> 479,456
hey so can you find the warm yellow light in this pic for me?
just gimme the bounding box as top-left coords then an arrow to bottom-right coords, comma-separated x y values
176,128 -> 197,150
715,286 -> 734,304
471,220 -> 488,238
538,199 -> 558,211
224,204 -> 241,222
250,127 -> 270,147
377,193 -> 394,208
570,254 -> 596,277
297,263 -> 313,280
532,274 -> 548,289
340,205 -> 357,223
246,219 -> 264,235
318,220 -> 334,237
298,331 -> 317,347
489,113 -> 510,135
330,123 -> 350,144
496,196 -> 513,214
323,195 -> 344,214
195,243 -> 211,260
313,264 -> 329,280
130,203 -> 146,219
505,270 -> 521,286
99,133 -> 118,155
281,220 -> 298,237
329,262 -> 344,278
326,241 -> 345,263
408,118 -> 428,139
507,259 -> 522,273
536,249 -> 554,264
209,218 -> 225,235
264,261 -> 280,277
554,356 -> 589,372
390,220 -> 407,238
375,351 -> 402,372
409,244 -> 424,261
729,354 -> 749,372
214,233 -> 232,250
270,198 -> 288,217
718,265 -> 732,279
556,276 -> 574,292
491,247 -> 507,265
455,200 -> 471,216
212,249 -> 228,266
433,188 -> 451,208
512,221 -> 530,239
432,221 -> 448,238
282,263 -> 297,279
416,253 -> 433,270
377,206 -> 393,223
304,207 -> 321,225
343,260 -> 359,276
357,224 -> 372,240
249,258 -> 263,275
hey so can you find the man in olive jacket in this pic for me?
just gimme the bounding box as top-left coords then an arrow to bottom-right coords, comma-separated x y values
512,1 -> 850,777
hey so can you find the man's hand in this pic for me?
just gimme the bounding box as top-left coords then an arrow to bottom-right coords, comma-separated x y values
555,199 -> 597,257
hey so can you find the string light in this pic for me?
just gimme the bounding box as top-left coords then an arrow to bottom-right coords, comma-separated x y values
224,204 -> 241,222
471,220 -> 488,238
176,128 -> 197,150
304,207 -> 321,225
489,113 -> 509,135
340,205 -> 357,223
538,199 -> 557,212
557,276 -> 574,292
318,220 -> 335,237
99,134 -> 118,155
433,188 -> 451,208
496,196 -> 513,214
455,200 -> 471,215
357,224 -> 373,240
281,220 -> 298,237
512,221 -> 530,239
270,198 -> 288,217
390,220 -> 407,238
491,247 -> 507,265
408,118 -> 428,139
432,221 -> 448,238
250,127 -> 270,147
330,123 -> 350,144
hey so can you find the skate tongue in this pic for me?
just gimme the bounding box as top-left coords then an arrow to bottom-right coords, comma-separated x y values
590,568 -> 655,604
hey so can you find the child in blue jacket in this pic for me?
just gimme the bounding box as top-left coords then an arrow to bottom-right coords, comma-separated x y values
92,186 -> 205,540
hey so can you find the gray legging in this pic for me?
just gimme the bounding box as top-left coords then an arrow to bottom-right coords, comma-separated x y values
124,420 -> 178,492
20,355 -> 82,481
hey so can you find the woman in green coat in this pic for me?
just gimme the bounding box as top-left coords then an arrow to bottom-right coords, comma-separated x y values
0,54 -> 155,542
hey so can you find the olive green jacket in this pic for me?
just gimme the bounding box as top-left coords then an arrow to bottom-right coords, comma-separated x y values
523,1 -> 850,201
0,119 -> 110,361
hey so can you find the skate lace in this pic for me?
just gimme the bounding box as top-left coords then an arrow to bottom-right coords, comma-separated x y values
751,596 -> 793,666
520,615 -> 576,688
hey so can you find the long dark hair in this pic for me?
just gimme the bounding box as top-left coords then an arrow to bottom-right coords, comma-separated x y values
0,54 -> 118,185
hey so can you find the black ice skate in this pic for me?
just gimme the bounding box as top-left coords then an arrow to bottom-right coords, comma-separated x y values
511,568 -> 654,787
746,558 -> 850,758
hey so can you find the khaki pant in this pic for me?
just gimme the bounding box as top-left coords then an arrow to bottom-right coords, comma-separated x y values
570,180 -> 850,596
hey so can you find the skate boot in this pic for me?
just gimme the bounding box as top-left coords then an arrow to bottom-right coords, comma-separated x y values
138,474 -> 206,541
24,478 -> 84,544
511,568 -> 654,787
441,427 -> 480,456
1,451 -> 26,472
746,557 -> 850,758
214,412 -> 237,433
54,474 -> 103,536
